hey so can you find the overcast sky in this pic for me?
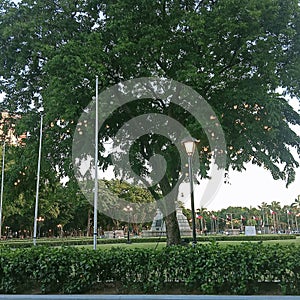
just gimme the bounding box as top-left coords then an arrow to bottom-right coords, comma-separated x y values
180,96 -> 300,211
180,161 -> 299,211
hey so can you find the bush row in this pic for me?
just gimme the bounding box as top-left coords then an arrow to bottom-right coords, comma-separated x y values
1,242 -> 300,295
0,234 -> 296,248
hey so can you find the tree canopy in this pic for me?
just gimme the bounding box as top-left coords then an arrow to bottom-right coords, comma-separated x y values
0,0 -> 299,244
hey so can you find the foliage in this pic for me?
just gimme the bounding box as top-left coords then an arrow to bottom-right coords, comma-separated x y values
1,243 -> 300,294
0,0 -> 299,245
1,178 -> 154,236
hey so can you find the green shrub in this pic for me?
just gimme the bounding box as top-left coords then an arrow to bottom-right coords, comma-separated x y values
0,242 -> 300,295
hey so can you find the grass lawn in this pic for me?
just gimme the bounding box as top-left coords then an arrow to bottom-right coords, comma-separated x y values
74,235 -> 300,250
1,235 -> 299,249
75,241 -> 166,250
253,236 -> 300,245
212,238 -> 299,246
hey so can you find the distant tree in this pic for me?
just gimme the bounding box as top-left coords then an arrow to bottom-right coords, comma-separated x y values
268,201 -> 282,231
258,202 -> 269,227
196,207 -> 208,233
291,195 -> 300,211
100,179 -> 155,229
291,195 -> 300,231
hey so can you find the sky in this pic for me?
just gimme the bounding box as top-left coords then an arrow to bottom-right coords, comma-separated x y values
180,161 -> 299,211
179,96 -> 300,211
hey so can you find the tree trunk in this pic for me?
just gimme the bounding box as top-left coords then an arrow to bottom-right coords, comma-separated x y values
165,210 -> 181,246
159,175 -> 181,246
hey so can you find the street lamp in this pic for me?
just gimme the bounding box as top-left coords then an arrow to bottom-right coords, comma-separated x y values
37,216 -> 44,238
93,76 -> 99,251
57,224 -> 63,238
123,205 -> 133,244
182,137 -> 199,246
5,226 -> 9,239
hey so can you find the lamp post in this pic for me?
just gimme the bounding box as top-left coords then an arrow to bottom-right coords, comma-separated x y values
33,113 -> 43,246
124,205 -> 133,244
37,216 -> 44,238
226,213 -> 234,230
182,137 -> 199,246
5,226 -> 9,239
0,140 -> 5,240
57,224 -> 63,238
93,76 -> 99,250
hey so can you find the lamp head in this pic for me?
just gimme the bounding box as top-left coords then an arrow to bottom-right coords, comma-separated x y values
181,137 -> 200,156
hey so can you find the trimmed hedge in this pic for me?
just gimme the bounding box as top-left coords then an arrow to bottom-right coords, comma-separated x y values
0,242 -> 300,295
0,234 -> 296,248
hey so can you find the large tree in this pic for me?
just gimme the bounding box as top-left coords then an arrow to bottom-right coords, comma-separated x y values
0,0 -> 299,245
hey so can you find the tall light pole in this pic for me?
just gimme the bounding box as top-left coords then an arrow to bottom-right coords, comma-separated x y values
33,113 -> 43,246
227,213 -> 234,230
93,76 -> 99,250
182,137 -> 199,246
0,140 -> 5,239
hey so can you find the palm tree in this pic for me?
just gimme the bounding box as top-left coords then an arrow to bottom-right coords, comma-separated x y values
291,195 -> 300,232
196,207 -> 207,234
282,204 -> 293,231
208,210 -> 218,234
268,201 -> 281,233
258,202 -> 269,228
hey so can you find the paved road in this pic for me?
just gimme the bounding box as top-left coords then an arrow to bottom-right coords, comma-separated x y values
1,296 -> 300,300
